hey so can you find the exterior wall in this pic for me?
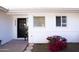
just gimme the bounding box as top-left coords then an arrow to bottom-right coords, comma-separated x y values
12,13 -> 79,43
0,11 -> 13,44
28,13 -> 79,43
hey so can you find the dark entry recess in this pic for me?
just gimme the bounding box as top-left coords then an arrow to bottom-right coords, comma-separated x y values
17,18 -> 28,38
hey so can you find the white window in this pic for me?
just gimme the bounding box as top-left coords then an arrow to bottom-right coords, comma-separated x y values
56,16 -> 67,27
33,16 -> 45,27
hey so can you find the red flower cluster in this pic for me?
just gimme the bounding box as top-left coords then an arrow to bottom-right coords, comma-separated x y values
47,36 -> 67,52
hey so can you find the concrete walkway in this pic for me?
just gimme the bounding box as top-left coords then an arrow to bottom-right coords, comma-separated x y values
24,43 -> 34,52
0,40 -> 28,52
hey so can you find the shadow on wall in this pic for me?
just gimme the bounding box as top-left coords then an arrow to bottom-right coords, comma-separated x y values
0,12 -> 12,45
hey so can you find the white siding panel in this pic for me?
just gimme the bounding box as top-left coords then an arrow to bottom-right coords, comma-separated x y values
28,13 -> 79,43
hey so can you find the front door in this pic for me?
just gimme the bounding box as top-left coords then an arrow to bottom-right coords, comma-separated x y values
17,18 -> 27,38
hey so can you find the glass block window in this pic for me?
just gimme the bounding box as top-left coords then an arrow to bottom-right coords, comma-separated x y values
34,16 -> 45,27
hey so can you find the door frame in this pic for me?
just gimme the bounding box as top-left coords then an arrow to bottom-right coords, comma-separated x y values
14,16 -> 28,40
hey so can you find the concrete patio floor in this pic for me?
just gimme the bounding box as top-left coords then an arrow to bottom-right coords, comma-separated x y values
0,40 -> 28,52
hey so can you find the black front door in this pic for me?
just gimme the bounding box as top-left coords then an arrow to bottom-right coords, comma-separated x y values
17,18 -> 27,38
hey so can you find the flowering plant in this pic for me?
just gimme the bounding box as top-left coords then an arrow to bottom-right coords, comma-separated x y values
47,35 -> 67,51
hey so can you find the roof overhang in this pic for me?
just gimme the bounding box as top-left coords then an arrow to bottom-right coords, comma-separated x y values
0,6 -> 8,13
8,8 -> 79,13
